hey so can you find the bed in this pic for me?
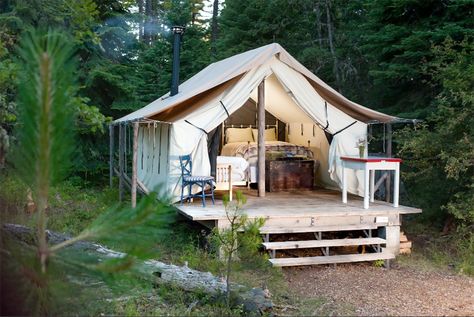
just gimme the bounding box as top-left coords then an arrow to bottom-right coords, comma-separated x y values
221,140 -> 314,182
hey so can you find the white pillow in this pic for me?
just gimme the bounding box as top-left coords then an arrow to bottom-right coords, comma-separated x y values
252,128 -> 277,142
226,127 -> 253,143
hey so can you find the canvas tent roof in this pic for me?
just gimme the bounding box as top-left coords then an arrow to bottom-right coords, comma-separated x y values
115,43 -> 396,124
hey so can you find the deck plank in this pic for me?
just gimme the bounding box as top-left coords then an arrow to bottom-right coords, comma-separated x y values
175,188 -> 421,221
269,251 -> 395,267
259,224 -> 382,234
263,237 -> 386,250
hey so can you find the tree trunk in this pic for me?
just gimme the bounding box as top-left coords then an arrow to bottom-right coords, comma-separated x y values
211,0 -> 219,59
137,0 -> 144,41
314,1 -> 323,48
144,0 -> 153,44
2,224 -> 273,315
325,0 -> 341,92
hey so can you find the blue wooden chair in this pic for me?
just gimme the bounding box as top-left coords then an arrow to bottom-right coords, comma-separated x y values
179,155 -> 215,207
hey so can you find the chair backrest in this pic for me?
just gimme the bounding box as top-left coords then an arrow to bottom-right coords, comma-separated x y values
179,155 -> 192,177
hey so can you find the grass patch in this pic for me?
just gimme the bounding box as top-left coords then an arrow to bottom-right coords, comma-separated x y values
401,218 -> 474,275
0,172 -> 120,235
0,173 -> 294,315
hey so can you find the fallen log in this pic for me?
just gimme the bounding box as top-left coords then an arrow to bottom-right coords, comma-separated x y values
1,223 -> 272,315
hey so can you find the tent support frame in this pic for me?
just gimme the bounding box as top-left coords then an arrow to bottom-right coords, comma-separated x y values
109,124 -> 114,188
131,121 -> 139,208
118,124 -> 124,201
257,80 -> 266,197
385,123 -> 392,202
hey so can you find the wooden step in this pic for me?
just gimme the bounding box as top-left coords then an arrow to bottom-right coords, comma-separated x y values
400,231 -> 408,242
400,241 -> 412,248
263,237 -> 386,250
400,248 -> 411,255
259,223 -> 382,234
269,250 -> 395,267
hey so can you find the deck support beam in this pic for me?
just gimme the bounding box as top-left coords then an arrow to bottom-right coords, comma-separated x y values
384,225 -> 400,255
131,121 -> 139,208
257,80 -> 265,197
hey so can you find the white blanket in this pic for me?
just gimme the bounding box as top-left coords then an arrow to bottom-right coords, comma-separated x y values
216,156 -> 249,182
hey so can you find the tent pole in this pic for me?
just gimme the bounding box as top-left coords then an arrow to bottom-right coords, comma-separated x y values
109,124 -> 114,188
131,121 -> 139,208
119,124 -> 124,201
257,80 -> 266,197
385,123 -> 392,202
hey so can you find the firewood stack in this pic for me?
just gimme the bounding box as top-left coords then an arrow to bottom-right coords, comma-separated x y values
399,231 -> 412,254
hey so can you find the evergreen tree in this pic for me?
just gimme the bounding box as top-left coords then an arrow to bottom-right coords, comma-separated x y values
135,0 -> 210,103
358,0 -> 474,117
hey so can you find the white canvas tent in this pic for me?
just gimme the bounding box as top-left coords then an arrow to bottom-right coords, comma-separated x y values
113,43 -> 397,201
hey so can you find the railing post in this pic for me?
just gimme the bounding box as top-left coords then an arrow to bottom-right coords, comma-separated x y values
109,124 -> 114,188
131,121 -> 139,208
118,124 -> 124,201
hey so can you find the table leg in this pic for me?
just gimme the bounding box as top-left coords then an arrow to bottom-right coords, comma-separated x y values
342,163 -> 347,204
394,164 -> 400,207
370,169 -> 375,203
364,166 -> 369,209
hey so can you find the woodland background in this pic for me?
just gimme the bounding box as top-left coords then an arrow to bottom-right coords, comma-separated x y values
0,0 -> 473,262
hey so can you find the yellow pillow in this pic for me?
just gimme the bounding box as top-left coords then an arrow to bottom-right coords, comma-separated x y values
252,128 -> 277,142
226,127 -> 253,143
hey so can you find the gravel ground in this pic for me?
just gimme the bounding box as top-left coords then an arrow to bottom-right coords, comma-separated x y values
284,262 -> 474,316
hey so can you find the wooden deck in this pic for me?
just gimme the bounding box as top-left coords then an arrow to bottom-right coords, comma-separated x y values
175,188 -> 421,267
176,188 -> 421,222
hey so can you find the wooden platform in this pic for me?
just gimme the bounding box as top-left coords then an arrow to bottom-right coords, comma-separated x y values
177,188 -> 420,222
175,188 -> 421,267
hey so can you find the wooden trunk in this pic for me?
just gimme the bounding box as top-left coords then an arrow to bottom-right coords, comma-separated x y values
265,159 -> 315,192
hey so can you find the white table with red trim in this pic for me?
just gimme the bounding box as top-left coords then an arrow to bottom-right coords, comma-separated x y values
340,156 -> 402,209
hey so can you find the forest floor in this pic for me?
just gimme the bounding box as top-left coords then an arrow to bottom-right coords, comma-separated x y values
285,259 -> 474,316
2,176 -> 474,316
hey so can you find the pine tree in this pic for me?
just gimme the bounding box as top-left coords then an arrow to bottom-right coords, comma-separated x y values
358,0 -> 474,117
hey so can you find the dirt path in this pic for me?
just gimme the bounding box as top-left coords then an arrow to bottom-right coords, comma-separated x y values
284,262 -> 474,316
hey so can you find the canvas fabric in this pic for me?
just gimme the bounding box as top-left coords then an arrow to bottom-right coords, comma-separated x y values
118,44 -> 394,199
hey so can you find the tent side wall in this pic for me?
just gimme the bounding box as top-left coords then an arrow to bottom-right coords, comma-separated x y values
136,122 -> 171,197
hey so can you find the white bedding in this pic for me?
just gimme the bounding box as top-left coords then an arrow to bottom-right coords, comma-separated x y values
221,141 -> 314,183
216,156 -> 249,182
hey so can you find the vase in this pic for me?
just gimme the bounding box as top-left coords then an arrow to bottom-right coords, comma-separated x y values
358,146 -> 365,158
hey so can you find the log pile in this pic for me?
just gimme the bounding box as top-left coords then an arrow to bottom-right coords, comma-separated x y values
399,231 -> 412,254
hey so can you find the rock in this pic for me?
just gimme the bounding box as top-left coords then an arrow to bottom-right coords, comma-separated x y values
237,287 -> 273,315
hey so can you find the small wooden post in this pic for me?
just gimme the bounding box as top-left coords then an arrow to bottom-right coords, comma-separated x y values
385,123 -> 392,202
109,124 -> 114,188
257,80 -> 265,197
118,124 -> 124,201
131,121 -> 139,208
